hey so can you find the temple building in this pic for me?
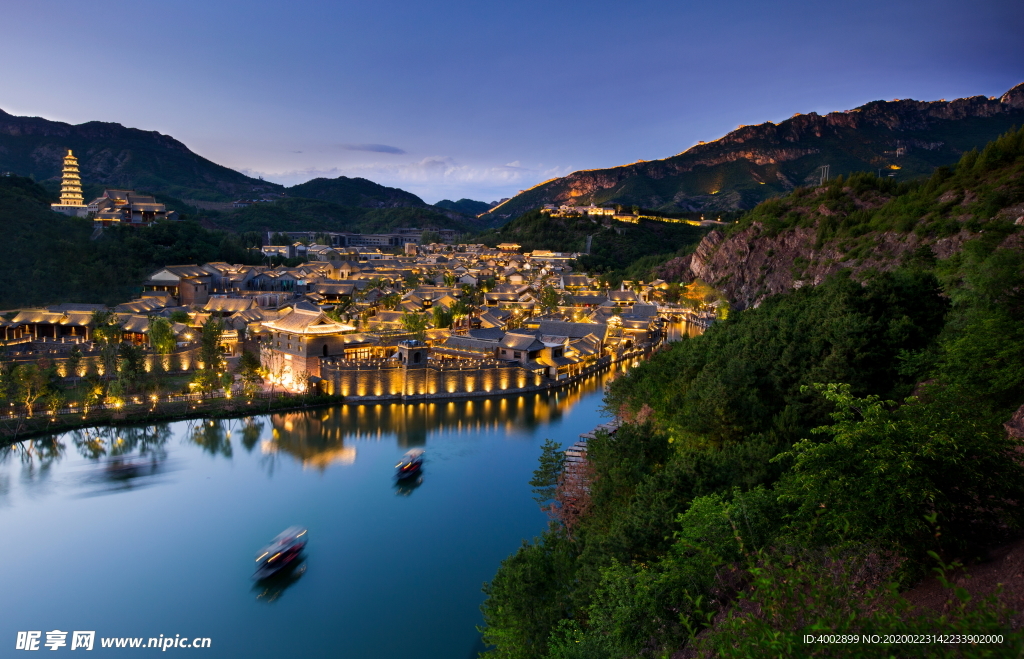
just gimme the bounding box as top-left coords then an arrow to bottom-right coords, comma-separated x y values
50,150 -> 88,217
89,189 -> 176,226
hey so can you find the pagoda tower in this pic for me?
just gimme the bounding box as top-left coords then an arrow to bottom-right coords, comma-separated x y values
51,150 -> 87,216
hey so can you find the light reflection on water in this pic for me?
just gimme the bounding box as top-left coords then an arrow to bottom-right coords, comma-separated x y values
0,362 -> 634,658
0,325 -> 696,657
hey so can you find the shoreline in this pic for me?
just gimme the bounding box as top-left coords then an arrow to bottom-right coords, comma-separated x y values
0,350 -> 649,444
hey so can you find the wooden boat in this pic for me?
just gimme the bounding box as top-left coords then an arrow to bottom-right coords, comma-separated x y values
395,449 -> 424,480
254,526 -> 308,580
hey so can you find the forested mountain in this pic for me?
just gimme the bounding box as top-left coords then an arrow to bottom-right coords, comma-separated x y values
479,128 -> 1024,659
287,176 -> 427,208
477,209 -> 713,277
0,109 -> 279,201
0,176 -> 258,308
435,198 -> 495,216
0,109 -> 484,235
659,125 -> 1024,309
484,83 -> 1024,221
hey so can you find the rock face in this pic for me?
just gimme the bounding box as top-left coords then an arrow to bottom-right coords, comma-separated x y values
1006,405 -> 1024,439
486,83 -> 1024,221
661,218 -> 1024,311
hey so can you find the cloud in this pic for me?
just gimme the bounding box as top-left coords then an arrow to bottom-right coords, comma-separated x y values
339,143 -> 406,155
241,157 -> 572,202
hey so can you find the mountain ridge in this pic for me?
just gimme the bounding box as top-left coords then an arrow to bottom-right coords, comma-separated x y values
484,83 -> 1024,221
0,108 -> 279,201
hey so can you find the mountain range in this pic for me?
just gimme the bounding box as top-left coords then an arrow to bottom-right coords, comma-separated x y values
0,109 -> 492,234
484,83 -> 1024,221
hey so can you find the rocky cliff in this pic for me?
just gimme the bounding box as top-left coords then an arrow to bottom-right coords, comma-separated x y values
659,139 -> 1024,310
486,83 -> 1024,221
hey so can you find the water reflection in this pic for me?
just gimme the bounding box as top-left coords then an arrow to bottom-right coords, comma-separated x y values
71,426 -> 173,496
81,455 -> 169,496
188,419 -> 233,458
265,370 -> 621,470
394,475 -> 424,496
71,425 -> 171,460
252,559 -> 307,604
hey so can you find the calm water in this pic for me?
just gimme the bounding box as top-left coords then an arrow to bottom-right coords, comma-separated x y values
0,362 -> 638,658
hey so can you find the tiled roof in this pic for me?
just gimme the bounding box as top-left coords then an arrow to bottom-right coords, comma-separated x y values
262,307 -> 354,335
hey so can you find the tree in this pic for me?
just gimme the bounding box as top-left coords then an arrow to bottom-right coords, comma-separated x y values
66,345 -> 83,384
148,316 -> 177,354
117,343 -> 146,390
238,349 -> 263,399
400,312 -> 429,341
198,316 -> 225,371
443,272 -> 457,288
540,285 -> 562,313
14,363 -> 49,416
169,310 -> 191,324
432,306 -> 453,329
90,310 -> 122,376
775,383 -> 1024,557
529,439 -> 565,509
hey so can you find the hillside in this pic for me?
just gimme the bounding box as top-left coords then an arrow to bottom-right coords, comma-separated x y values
286,175 -> 426,208
0,109 -> 279,201
477,209 -> 710,276
483,83 -> 1024,222
479,129 -> 1024,659
658,125 -> 1024,309
209,175 -> 487,235
0,107 -> 485,234
210,196 -> 479,236
435,198 -> 495,216
0,176 -> 258,307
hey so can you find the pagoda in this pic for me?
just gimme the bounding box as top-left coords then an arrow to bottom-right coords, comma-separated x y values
51,150 -> 87,217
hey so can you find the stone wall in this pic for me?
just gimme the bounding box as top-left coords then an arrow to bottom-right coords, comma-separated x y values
320,358 -> 589,402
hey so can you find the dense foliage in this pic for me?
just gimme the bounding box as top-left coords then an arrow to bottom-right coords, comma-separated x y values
479,130 -> 1024,658
477,209 -> 710,276
435,198 -> 494,216
0,176 -> 261,307
212,196 -> 479,236
734,126 -> 1024,256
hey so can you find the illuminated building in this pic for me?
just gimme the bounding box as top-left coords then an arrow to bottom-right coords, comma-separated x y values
50,150 -> 88,217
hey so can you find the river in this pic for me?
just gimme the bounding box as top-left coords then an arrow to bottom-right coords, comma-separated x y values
0,358 -> 647,657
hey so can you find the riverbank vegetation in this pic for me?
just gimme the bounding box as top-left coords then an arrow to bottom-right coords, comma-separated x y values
479,131 -> 1024,658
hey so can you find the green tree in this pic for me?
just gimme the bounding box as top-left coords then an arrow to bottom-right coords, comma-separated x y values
14,363 -> 49,416
238,349 -> 263,399
169,310 -> 191,324
199,316 -> 225,371
117,343 -> 146,391
400,312 -> 429,341
90,310 -> 122,376
148,316 -> 177,354
529,439 -> 565,510
775,383 -> 1024,558
539,285 -> 562,313
66,345 -> 83,385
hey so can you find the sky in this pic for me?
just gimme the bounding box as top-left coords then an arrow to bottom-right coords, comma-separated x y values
1,0 -> 1021,204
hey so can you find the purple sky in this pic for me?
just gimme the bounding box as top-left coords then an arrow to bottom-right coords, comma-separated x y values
1,0 -> 1021,203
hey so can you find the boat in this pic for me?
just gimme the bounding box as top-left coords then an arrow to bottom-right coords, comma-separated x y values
254,526 -> 308,580
395,448 -> 424,480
